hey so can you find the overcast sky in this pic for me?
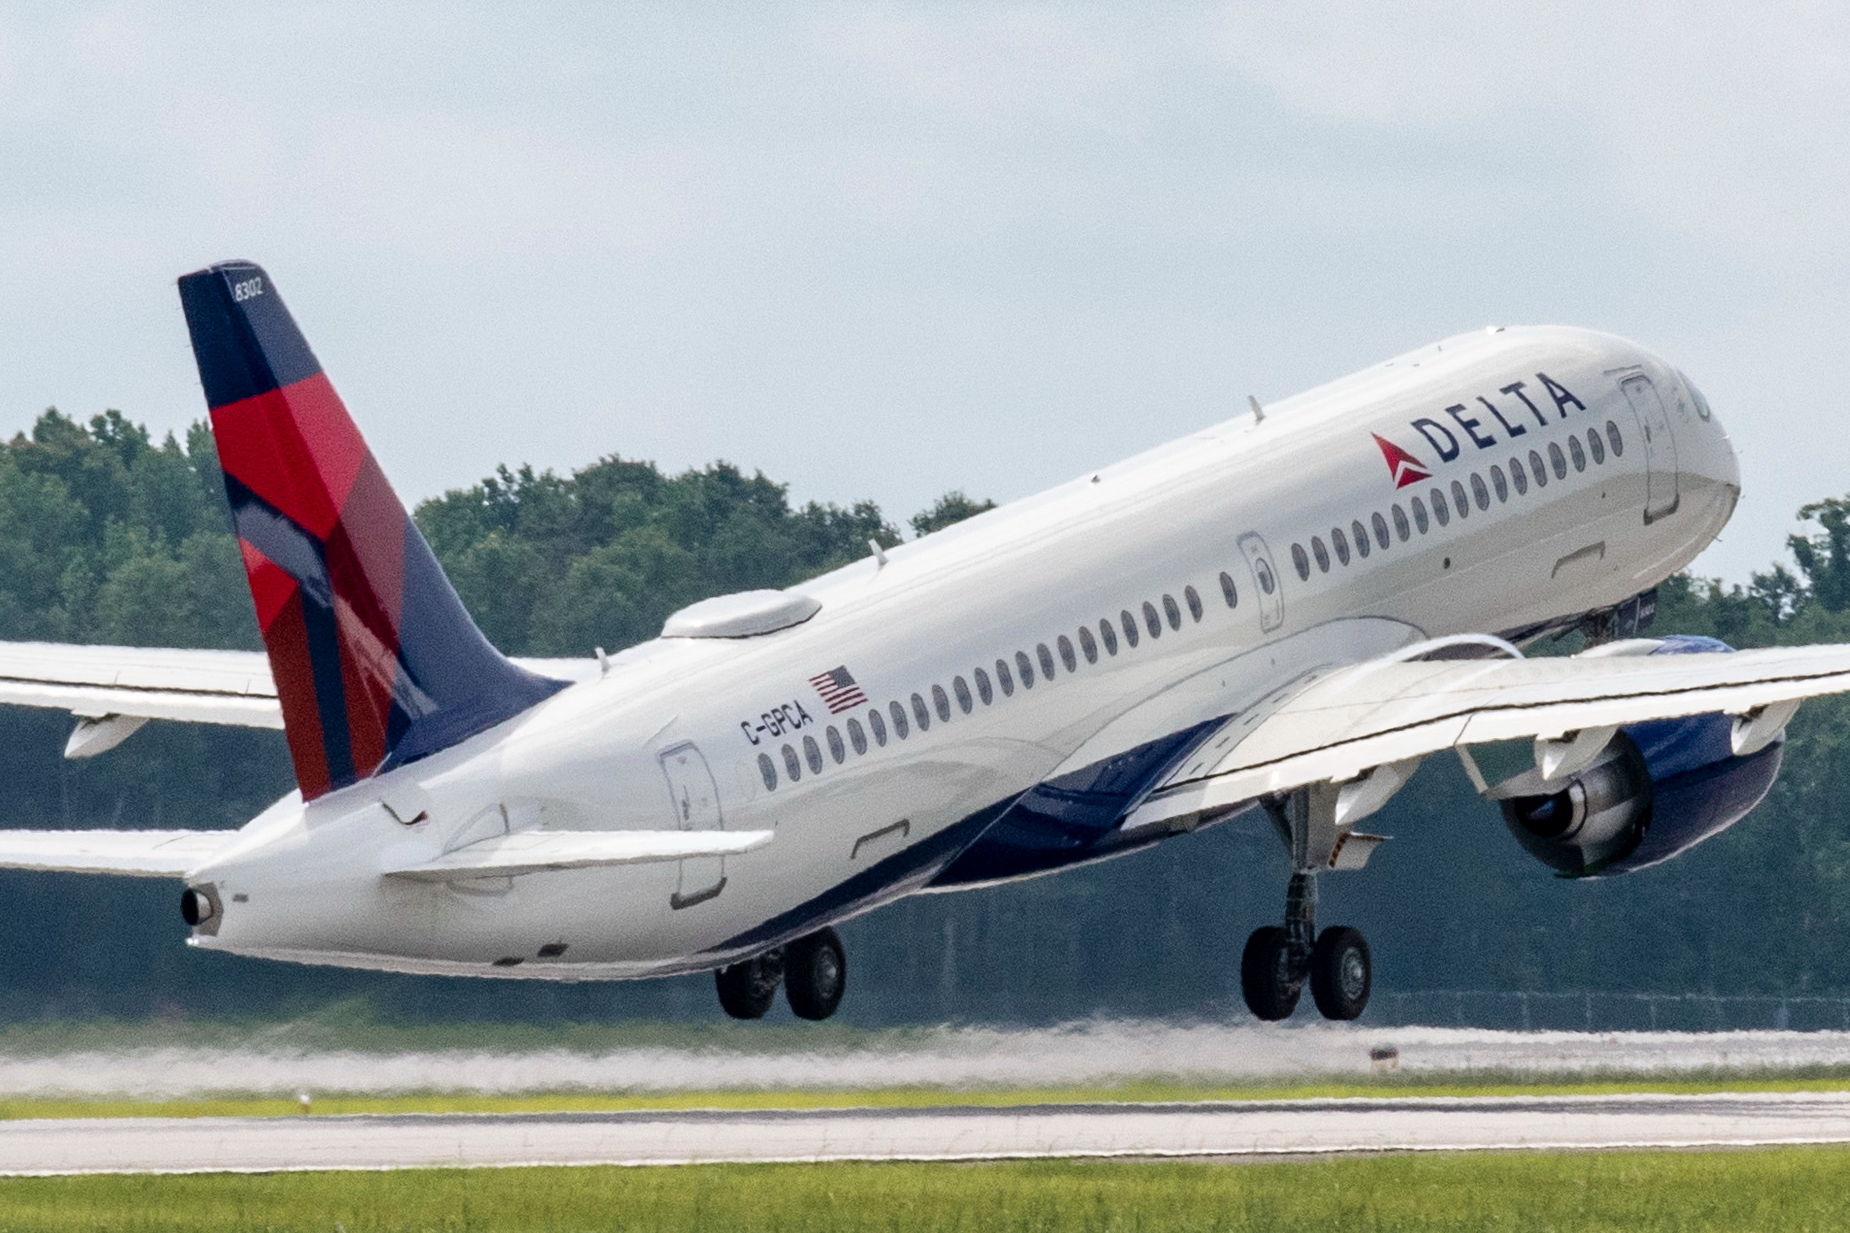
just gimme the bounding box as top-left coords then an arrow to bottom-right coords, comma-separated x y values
2,3 -> 1845,580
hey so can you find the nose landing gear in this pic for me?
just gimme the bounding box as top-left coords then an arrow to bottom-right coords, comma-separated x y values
715,927 -> 847,1021
1240,788 -> 1378,1022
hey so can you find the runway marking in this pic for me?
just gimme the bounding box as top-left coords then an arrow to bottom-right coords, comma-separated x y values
5,1092 -> 1850,1175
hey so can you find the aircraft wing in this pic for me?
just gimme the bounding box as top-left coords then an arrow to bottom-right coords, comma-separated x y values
383,829 -> 775,881
1127,643 -> 1850,830
0,643 -> 600,743
0,643 -> 281,730
0,829 -> 234,877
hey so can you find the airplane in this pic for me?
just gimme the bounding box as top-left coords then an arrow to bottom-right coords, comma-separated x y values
0,259 -> 1844,1024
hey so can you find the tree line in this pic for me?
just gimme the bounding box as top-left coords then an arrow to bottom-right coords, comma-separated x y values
0,406 -> 1845,1025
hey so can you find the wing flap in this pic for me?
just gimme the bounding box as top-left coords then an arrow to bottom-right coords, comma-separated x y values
0,830 -> 232,877
1129,644 -> 1850,828
383,829 -> 774,881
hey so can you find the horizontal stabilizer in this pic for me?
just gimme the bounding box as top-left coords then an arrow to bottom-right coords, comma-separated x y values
0,830 -> 231,878
383,829 -> 773,882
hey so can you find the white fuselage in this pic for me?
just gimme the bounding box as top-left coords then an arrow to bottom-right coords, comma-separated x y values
189,325 -> 1740,980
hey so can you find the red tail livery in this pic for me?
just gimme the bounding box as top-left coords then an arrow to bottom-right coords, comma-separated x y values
178,262 -> 564,800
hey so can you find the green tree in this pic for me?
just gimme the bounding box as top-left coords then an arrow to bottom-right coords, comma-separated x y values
910,490 -> 997,537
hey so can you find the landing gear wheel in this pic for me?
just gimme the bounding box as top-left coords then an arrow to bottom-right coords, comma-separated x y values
1310,926 -> 1371,1021
1240,925 -> 1301,1021
715,950 -> 784,1020
784,927 -> 847,1021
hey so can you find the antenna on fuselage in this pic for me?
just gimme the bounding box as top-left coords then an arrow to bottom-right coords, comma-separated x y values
868,538 -> 889,569
1248,394 -> 1265,424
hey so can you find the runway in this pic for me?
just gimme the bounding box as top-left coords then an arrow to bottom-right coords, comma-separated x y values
5,1091 -> 1850,1174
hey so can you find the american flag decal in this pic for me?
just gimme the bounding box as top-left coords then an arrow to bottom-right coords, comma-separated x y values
809,666 -> 868,714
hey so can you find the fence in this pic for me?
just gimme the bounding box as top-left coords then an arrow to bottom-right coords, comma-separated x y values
1369,990 -> 1850,1032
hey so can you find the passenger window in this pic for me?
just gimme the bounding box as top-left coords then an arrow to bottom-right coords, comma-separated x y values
1331,527 -> 1350,565
848,717 -> 868,755
1292,543 -> 1310,581
1099,618 -> 1119,655
1219,571 -> 1239,608
1606,420 -> 1624,456
826,726 -> 845,764
1451,479 -> 1471,518
996,657 -> 1016,696
1058,635 -> 1077,671
1528,449 -> 1548,487
1568,435 -> 1586,472
869,707 -> 888,746
1142,601 -> 1162,638
782,743 -> 802,781
1351,520 -> 1369,559
1429,489 -> 1450,526
1371,512 -> 1389,550
1256,558 -> 1276,594
1548,441 -> 1567,479
1184,586 -> 1203,621
1121,609 -> 1140,648
912,692 -> 932,730
804,734 -> 824,773
1490,465 -> 1508,502
975,667 -> 994,704
1392,504 -> 1411,541
1037,643 -> 1057,679
1078,625 -> 1098,663
758,752 -> 778,790
1162,594 -> 1181,629
1588,428 -> 1605,464
932,684 -> 951,722
953,676 -> 973,714
1311,537 -> 1330,572
1470,473 -> 1489,510
1510,456 -> 1528,495
1017,649 -> 1036,687
890,700 -> 910,739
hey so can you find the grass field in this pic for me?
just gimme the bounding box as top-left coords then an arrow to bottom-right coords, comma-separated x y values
2,1149 -> 1848,1231
4,1069 -> 1850,1121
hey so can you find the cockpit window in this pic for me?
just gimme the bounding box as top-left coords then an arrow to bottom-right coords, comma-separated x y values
1680,370 -> 1714,420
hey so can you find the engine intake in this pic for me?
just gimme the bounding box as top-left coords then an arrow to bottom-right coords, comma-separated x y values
1502,734 -> 1653,875
1495,635 -> 1788,878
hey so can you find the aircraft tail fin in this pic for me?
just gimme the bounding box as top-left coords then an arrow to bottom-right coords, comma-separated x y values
177,261 -> 565,801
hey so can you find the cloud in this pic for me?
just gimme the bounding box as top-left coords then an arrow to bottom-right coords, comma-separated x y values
0,3 -> 1842,580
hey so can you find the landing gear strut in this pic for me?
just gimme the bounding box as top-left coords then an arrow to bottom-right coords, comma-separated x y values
714,927 -> 848,1021
1240,790 -> 1375,1022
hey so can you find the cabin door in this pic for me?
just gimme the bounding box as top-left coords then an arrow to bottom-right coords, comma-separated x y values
658,742 -> 727,910
1619,374 -> 1679,523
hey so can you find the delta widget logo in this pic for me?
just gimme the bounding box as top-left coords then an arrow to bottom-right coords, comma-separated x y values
1372,434 -> 1431,489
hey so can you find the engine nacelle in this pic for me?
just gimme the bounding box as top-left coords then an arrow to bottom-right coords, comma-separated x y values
1497,635 -> 1786,878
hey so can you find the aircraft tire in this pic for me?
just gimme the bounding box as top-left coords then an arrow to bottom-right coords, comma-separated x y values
715,952 -> 783,1020
1240,925 -> 1300,1021
1310,926 -> 1371,1021
784,928 -> 847,1021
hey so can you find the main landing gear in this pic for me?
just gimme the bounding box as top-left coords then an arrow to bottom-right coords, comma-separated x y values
1240,873 -> 1371,1020
714,927 -> 847,1021
1240,787 -> 1379,1022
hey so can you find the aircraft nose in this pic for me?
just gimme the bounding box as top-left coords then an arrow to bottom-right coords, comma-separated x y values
1682,375 -> 1740,491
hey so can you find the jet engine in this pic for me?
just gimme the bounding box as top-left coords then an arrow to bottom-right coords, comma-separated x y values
1489,636 -> 1787,877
